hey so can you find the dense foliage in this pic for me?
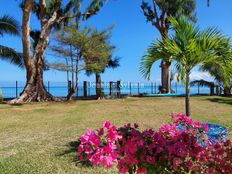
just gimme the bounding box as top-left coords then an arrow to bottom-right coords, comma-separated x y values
78,114 -> 231,174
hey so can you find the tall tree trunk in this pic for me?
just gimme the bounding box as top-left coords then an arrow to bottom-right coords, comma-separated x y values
96,73 -> 102,99
185,72 -> 191,116
161,60 -> 171,93
160,27 -> 171,93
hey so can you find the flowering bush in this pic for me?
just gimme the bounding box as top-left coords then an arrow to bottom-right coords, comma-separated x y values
77,114 -> 232,174
78,121 -> 121,168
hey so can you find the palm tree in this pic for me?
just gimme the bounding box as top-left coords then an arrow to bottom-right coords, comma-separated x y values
190,79 -> 215,96
0,15 -> 23,67
141,0 -> 196,93
140,16 -> 231,116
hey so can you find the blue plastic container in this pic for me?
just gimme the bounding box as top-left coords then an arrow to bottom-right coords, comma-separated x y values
178,123 -> 229,145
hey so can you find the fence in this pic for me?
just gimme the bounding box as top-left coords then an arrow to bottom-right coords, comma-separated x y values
0,81 -> 213,99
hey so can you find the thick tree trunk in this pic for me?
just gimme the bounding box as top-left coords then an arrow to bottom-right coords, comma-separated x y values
10,51 -> 59,103
185,72 -> 191,116
9,1 -> 60,103
96,73 -> 102,99
161,60 -> 171,93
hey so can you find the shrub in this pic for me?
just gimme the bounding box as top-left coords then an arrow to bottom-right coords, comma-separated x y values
77,114 -> 231,174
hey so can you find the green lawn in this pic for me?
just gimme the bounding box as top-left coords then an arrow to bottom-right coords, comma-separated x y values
0,96 -> 231,174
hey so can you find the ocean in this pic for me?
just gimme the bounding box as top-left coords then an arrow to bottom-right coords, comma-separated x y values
0,81 -> 211,98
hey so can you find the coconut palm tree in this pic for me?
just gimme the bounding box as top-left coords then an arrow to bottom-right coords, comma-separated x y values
0,15 -> 23,67
140,16 -> 231,116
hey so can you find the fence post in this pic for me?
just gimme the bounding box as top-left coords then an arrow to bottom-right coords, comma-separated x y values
88,82 -> 91,96
151,82 -> 153,94
16,81 -> 18,98
198,83 -> 200,95
109,81 -> 113,96
138,82 -> 140,94
129,82 -> 132,96
117,81 -> 121,98
83,81 -> 87,97
48,81 -> 50,93
155,82 -> 157,94
68,80 -> 71,92
76,83 -> 79,97
176,82 -> 177,93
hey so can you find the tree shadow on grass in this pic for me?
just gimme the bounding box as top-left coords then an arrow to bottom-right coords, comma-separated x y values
206,97 -> 232,106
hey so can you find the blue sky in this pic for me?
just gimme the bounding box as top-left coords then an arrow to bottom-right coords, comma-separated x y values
0,0 -> 232,83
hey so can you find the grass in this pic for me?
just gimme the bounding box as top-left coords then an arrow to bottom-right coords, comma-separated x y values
0,96 -> 231,174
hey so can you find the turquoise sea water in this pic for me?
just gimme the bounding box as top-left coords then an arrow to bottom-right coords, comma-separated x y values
0,81 -> 211,98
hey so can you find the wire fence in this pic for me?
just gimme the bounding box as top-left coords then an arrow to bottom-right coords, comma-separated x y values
0,81 -> 212,99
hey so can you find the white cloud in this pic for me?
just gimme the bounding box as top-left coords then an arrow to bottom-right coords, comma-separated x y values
190,71 -> 213,81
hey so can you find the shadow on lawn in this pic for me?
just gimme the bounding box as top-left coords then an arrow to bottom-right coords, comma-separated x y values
58,141 -> 80,162
206,97 -> 232,105
58,141 -> 93,166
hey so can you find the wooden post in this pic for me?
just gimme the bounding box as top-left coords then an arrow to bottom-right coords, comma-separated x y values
155,82 -> 157,94
84,81 -> 87,97
109,81 -> 113,96
216,85 -> 219,96
48,81 -> 50,93
138,82 -> 140,94
88,82 -> 91,96
16,81 -> 18,98
198,82 -> 200,95
176,82 -> 177,93
68,80 -> 71,91
117,81 -> 121,98
151,82 -> 153,94
129,82 -> 132,96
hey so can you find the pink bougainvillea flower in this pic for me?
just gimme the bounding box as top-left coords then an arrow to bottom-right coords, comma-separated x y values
173,157 -> 182,170
79,129 -> 101,147
137,167 -> 147,174
185,160 -> 193,169
104,120 -> 112,129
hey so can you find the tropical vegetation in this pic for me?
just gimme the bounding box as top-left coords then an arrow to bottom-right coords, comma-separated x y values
49,26 -> 119,99
9,0 -> 108,103
140,16 -> 232,116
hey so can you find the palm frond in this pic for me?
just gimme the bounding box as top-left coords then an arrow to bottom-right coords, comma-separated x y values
0,15 -> 20,36
0,45 -> 24,68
